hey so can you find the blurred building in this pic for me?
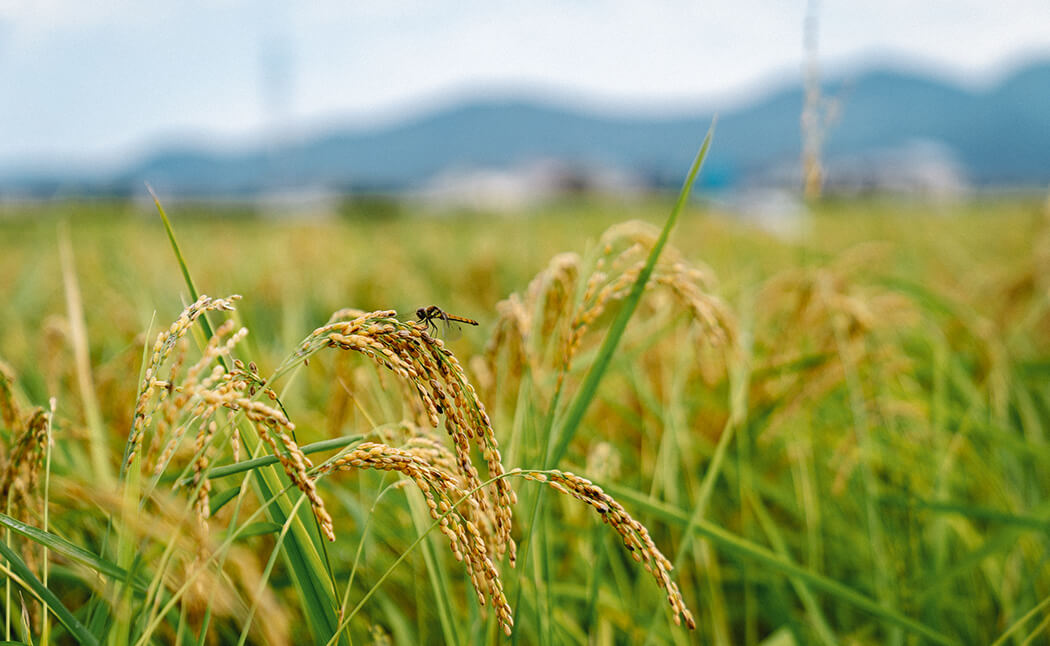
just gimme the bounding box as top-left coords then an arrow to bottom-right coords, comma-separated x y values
823,139 -> 971,199
417,159 -> 647,212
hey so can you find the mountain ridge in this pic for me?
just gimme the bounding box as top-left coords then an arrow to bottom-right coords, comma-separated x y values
4,60 -> 1049,197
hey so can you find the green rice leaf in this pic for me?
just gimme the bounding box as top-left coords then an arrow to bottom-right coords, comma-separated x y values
606,484 -> 954,645
149,189 -> 342,643
0,512 -> 143,590
546,122 -> 715,468
0,539 -> 99,646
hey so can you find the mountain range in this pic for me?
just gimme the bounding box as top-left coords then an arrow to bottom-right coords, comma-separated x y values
4,60 -> 1049,198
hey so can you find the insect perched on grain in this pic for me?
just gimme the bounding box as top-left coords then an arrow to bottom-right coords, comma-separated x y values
415,305 -> 479,338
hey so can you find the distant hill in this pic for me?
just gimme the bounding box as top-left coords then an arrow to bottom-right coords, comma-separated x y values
4,60 -> 1050,197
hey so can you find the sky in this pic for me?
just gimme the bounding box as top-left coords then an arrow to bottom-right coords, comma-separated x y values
1,1 -> 1049,168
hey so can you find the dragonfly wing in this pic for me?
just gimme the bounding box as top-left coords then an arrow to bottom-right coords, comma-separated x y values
441,317 -> 464,341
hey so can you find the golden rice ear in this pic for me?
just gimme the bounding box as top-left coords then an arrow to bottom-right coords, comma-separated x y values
479,219 -> 735,409
126,295 -> 337,542
316,441 -> 514,635
523,469 -> 696,630
128,294 -> 241,469
299,310 -> 516,564
0,405 -> 51,569
0,359 -> 22,432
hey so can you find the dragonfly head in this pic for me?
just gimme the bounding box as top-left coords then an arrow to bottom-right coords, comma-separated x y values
415,307 -> 428,321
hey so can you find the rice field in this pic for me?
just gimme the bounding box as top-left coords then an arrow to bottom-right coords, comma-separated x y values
0,183 -> 1048,644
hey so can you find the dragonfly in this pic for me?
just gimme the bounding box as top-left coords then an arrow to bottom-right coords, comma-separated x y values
415,305 -> 479,339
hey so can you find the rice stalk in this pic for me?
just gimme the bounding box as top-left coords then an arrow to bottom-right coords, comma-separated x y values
752,244 -> 918,442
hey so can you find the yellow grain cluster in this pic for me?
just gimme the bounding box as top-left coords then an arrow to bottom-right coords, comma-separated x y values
128,294 -> 334,541
478,220 -> 735,402
754,243 -> 918,441
127,294 -> 242,468
0,381 -> 50,540
522,468 -> 696,629
317,442 -> 514,635
299,309 -> 520,632
0,407 -> 50,521
0,360 -> 53,577
0,360 -> 21,430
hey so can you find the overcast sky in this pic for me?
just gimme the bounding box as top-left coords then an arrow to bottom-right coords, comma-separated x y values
2,1 -> 1049,167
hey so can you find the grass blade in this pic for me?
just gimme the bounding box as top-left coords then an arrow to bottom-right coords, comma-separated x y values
547,121 -> 716,467
0,539 -> 99,646
176,434 -> 367,486
147,189 -> 342,643
406,491 -> 460,645
147,185 -> 203,310
607,483 -> 954,645
0,513 -> 141,589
